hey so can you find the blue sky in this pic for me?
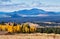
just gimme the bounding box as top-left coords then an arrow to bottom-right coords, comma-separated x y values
0,0 -> 60,12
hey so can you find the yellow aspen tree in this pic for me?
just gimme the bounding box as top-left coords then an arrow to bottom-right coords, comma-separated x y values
24,27 -> 29,33
30,26 -> 36,32
21,23 -> 27,33
1,25 -> 6,31
22,23 -> 30,33
13,26 -> 17,33
0,25 -> 2,31
13,22 -> 17,33
7,25 -> 13,33
16,24 -> 21,32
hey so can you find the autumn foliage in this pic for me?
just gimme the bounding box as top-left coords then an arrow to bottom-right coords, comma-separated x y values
0,22 -> 37,33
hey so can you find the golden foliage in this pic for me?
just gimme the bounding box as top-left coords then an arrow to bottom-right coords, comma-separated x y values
0,23 -> 37,33
7,25 -> 13,33
30,26 -> 36,32
21,23 -> 36,33
16,24 -> 21,32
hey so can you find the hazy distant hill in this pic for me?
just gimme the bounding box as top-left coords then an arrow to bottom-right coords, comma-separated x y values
0,8 -> 60,18
13,8 -> 45,15
0,8 -> 60,23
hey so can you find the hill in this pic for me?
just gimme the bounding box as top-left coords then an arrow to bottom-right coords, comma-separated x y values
0,8 -> 60,18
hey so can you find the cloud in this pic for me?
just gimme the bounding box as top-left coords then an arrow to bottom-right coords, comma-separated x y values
0,0 -> 12,5
0,3 -> 33,12
0,0 -> 60,12
0,3 -> 60,12
0,0 -> 11,2
18,14 -> 49,17
0,14 -> 11,18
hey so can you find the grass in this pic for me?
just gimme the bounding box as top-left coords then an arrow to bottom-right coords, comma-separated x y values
0,33 -> 59,39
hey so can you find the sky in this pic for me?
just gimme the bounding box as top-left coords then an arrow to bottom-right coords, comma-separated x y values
0,0 -> 60,12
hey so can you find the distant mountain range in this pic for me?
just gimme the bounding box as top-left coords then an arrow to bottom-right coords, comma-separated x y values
0,8 -> 60,18
0,8 -> 60,23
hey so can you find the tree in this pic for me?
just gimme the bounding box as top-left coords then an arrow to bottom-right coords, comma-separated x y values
21,23 -> 30,33
26,24 -> 30,33
16,24 -> 21,33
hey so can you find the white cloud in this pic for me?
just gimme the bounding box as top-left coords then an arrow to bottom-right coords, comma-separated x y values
0,14 -> 11,17
18,14 -> 49,17
0,0 -> 11,2
0,0 -> 60,12
0,3 -> 60,12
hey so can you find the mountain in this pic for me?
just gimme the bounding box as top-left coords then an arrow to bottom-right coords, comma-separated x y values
12,8 -> 60,17
0,8 -> 60,18
13,8 -> 46,15
46,12 -> 60,16
0,8 -> 60,23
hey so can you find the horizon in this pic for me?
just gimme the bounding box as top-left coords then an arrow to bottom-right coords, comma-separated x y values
0,0 -> 60,21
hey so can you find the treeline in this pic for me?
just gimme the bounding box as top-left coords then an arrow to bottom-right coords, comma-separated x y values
36,27 -> 60,34
0,22 -> 36,34
1,21 -> 60,34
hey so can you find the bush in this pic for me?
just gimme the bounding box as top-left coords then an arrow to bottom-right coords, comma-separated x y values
36,27 -> 60,34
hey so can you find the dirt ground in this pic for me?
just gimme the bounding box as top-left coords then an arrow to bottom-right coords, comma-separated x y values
0,33 -> 60,39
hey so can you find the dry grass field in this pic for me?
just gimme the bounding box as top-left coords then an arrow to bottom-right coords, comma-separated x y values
0,33 -> 60,39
